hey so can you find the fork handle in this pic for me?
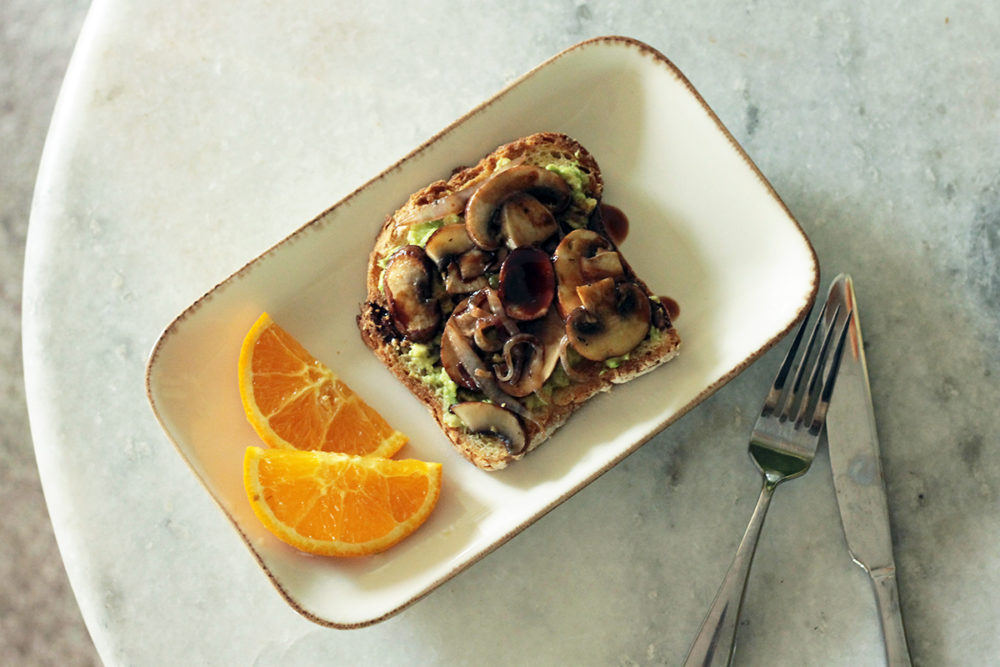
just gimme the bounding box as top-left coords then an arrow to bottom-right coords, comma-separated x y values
869,566 -> 912,667
684,481 -> 776,667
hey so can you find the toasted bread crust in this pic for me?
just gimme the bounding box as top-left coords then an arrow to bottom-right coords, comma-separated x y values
359,133 -> 679,470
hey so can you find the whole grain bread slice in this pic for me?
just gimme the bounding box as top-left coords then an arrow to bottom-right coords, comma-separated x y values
358,133 -> 680,470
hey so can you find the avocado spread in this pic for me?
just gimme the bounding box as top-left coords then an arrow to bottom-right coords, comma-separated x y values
401,342 -> 462,427
407,214 -> 460,247
545,163 -> 598,212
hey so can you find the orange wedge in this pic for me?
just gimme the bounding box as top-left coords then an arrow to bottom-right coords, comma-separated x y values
238,313 -> 406,457
243,446 -> 442,556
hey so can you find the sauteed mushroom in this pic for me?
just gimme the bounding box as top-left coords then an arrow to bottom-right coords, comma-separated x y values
450,401 -> 527,455
499,192 -> 559,248
498,246 -> 555,321
444,262 -> 489,294
565,277 -> 651,361
425,224 -> 491,294
465,165 -> 570,250
382,245 -> 441,342
552,229 -> 625,317
424,223 -> 475,266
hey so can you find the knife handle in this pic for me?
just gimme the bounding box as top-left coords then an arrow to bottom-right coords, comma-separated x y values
869,566 -> 912,667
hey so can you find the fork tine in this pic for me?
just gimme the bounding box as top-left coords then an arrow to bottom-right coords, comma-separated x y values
761,312 -> 811,416
794,304 -> 843,425
807,309 -> 853,434
778,306 -> 827,421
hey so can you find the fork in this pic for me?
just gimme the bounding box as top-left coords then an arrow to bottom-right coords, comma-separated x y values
683,290 -> 853,667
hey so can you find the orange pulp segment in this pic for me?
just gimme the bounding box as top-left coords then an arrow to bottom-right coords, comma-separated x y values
238,312 -> 407,458
243,446 -> 442,557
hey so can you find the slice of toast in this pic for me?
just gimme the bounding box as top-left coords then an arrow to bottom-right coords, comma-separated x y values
358,133 -> 680,470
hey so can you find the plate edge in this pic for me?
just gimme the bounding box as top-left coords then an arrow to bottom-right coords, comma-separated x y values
143,34 -> 820,629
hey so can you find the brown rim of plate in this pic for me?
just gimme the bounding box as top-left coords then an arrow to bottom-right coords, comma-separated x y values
145,35 -> 819,629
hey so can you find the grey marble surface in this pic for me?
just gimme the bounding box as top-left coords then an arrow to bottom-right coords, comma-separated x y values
2,1 -> 97,664
20,1 -> 1000,665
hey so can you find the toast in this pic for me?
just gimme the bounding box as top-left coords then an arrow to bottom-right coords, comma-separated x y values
358,133 -> 680,470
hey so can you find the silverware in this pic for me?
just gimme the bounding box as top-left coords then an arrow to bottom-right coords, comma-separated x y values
684,282 -> 853,667
825,274 -> 912,667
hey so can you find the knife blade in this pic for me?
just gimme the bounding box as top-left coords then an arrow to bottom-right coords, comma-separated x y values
825,274 -> 912,667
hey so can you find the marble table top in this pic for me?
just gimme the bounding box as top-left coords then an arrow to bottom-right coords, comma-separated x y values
23,1 -> 1000,664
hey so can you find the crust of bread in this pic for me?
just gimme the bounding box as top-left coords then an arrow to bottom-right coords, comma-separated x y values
358,133 -> 680,470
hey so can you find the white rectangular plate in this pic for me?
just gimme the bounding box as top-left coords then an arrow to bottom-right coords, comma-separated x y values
146,36 -> 818,628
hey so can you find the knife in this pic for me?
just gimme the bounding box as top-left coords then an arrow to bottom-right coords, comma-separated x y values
825,274 -> 912,667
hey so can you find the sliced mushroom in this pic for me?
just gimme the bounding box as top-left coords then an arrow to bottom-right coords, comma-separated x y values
450,402 -> 527,455
552,229 -> 626,318
424,223 -> 475,267
426,225 -> 493,294
493,333 -> 546,397
576,275 -> 617,312
382,245 -> 441,342
445,264 -> 489,294
581,249 -> 624,281
565,278 -> 651,361
500,193 -> 558,248
457,248 -> 491,280
465,165 -> 571,250
498,246 -> 555,321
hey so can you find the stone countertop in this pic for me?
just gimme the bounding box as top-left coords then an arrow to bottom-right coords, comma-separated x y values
3,1 -> 96,664
23,1 -> 1000,664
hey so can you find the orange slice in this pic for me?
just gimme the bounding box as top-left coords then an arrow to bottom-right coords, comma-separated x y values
238,313 -> 406,457
243,446 -> 442,556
